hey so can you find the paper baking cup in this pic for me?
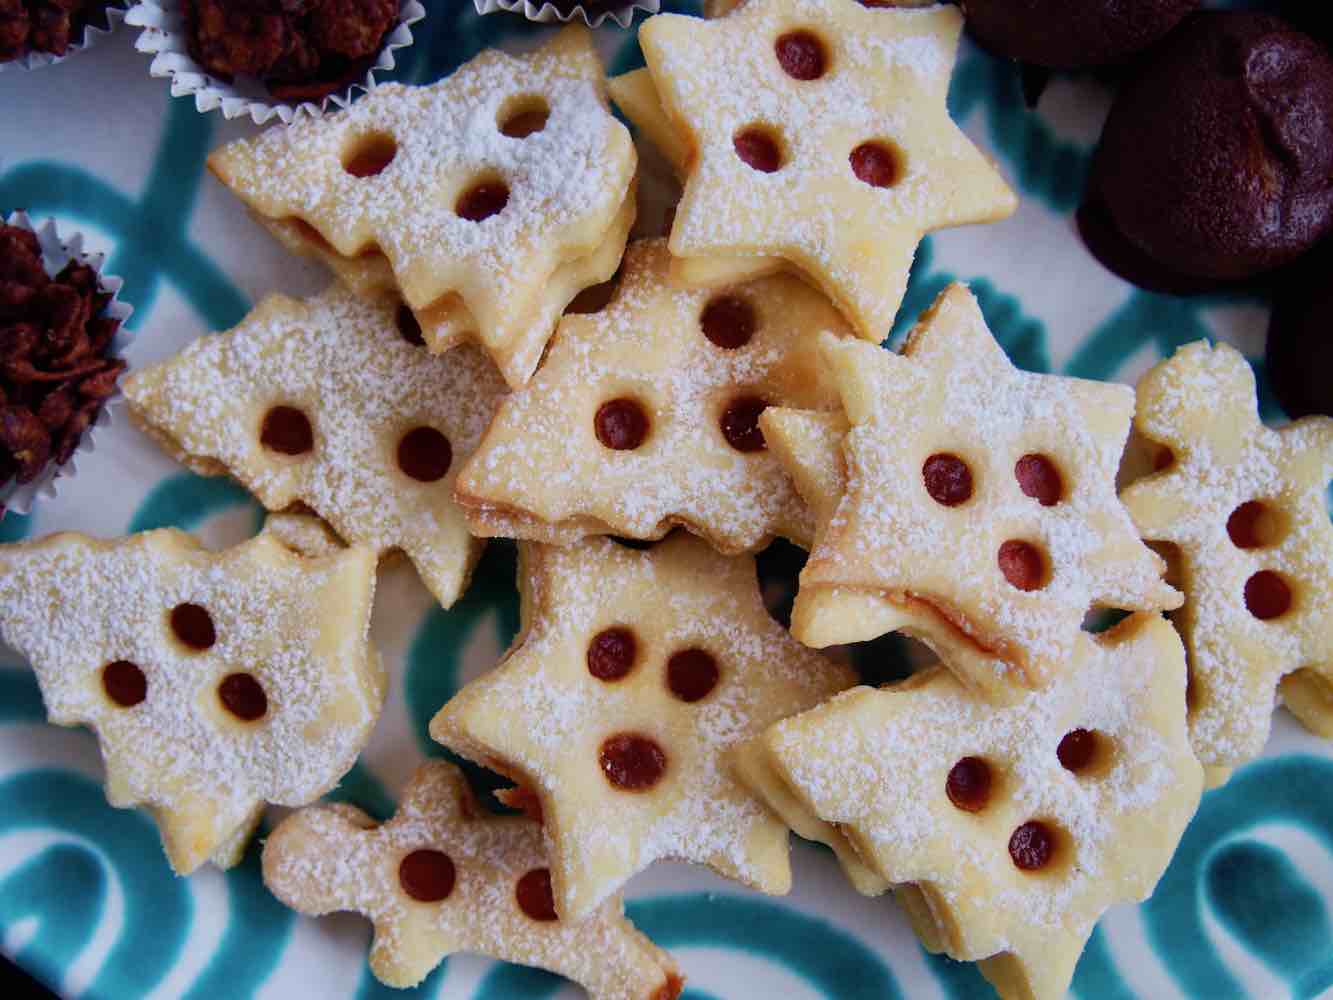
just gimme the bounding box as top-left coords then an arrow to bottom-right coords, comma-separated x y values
0,1 -> 127,73
124,0 -> 425,125
0,212 -> 135,518
474,0 -> 658,30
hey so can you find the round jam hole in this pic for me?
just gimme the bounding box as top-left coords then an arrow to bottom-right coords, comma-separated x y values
720,396 -> 769,453
945,756 -> 991,813
456,180 -> 510,222
998,540 -> 1046,592
700,295 -> 756,349
1244,570 -> 1291,620
396,303 -> 425,346
775,31 -> 827,81
399,849 -> 456,902
171,603 -> 216,651
103,660 -> 147,708
1227,500 -> 1274,549
218,673 -> 268,722
342,133 -> 397,178
733,127 -> 783,174
1009,821 -> 1057,871
499,98 -> 550,139
666,648 -> 719,703
587,627 -> 637,682
850,142 -> 901,188
1015,453 -> 1062,506
1057,729 -> 1098,773
515,868 -> 558,921
599,733 -> 667,791
922,453 -> 973,506
398,427 -> 452,483
261,406 -> 314,456
594,398 -> 649,450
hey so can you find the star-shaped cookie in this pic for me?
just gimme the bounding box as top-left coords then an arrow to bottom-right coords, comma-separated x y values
750,612 -> 1202,1000
638,0 -> 1017,340
125,285 -> 508,609
208,27 -> 636,387
1120,340 -> 1333,772
454,239 -> 855,553
789,283 -> 1180,698
431,533 -> 855,920
0,518 -> 383,874
264,761 -> 682,998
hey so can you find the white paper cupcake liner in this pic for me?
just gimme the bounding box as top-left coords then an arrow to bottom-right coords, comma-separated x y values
125,0 -> 425,125
0,212 -> 135,518
0,1 -> 127,72
474,0 -> 659,30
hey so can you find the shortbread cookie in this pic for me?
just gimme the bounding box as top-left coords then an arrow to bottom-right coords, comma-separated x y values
637,0 -> 1017,340
257,182 -> 636,380
1120,341 -> 1333,770
264,761 -> 682,998
208,27 -> 636,387
0,518 -> 382,874
454,240 -> 855,553
752,612 -> 1202,1000
789,283 -> 1180,698
125,286 -> 507,609
431,533 -> 855,920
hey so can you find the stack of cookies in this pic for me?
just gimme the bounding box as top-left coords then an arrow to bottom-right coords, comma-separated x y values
2,4 -> 1330,1000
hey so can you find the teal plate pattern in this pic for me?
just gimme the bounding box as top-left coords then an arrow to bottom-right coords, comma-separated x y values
1,3 -> 1331,998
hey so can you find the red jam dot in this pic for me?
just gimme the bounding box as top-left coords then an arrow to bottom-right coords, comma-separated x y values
171,603 -> 216,651
342,133 -> 397,178
945,756 -> 992,812
261,406 -> 314,456
1057,729 -> 1098,773
1015,453 -> 1063,506
666,648 -> 719,703
456,181 -> 510,222
599,733 -> 667,791
587,627 -> 637,682
515,868 -> 558,921
399,849 -> 456,902
1244,570 -> 1291,620
734,128 -> 783,173
595,398 -> 649,450
1009,821 -> 1057,871
396,303 -> 425,346
500,98 -> 550,138
103,660 -> 147,708
998,540 -> 1046,592
397,427 -> 453,483
850,142 -> 901,188
775,31 -> 827,81
1227,500 -> 1272,549
720,396 -> 769,453
700,295 -> 756,349
922,453 -> 973,506
218,673 -> 268,722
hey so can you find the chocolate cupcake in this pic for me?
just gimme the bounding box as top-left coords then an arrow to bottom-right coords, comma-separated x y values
960,0 -> 1199,69
1082,13 -> 1333,289
0,1 -> 125,70
1267,248 -> 1333,419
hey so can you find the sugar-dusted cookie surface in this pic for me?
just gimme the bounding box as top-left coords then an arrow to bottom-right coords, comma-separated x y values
431,533 -> 855,920
208,27 -> 636,388
454,239 -> 854,553
638,0 -> 1016,340
125,285 -> 507,609
264,761 -> 682,998
757,613 -> 1202,1000
0,518 -> 382,874
793,283 -> 1179,697
1120,340 -> 1333,771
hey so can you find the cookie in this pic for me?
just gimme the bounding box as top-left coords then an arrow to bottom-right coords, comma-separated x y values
749,612 -> 1202,1000
0,516 -> 383,874
453,239 -> 855,553
124,286 -> 507,609
430,533 -> 856,920
207,26 -> 637,387
777,284 -> 1181,699
264,760 -> 682,998
1119,341 -> 1333,773
637,0 -> 1016,341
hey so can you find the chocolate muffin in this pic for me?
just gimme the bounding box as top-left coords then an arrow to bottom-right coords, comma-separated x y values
0,0 -> 116,62
1267,248 -> 1333,419
1083,13 -> 1333,288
